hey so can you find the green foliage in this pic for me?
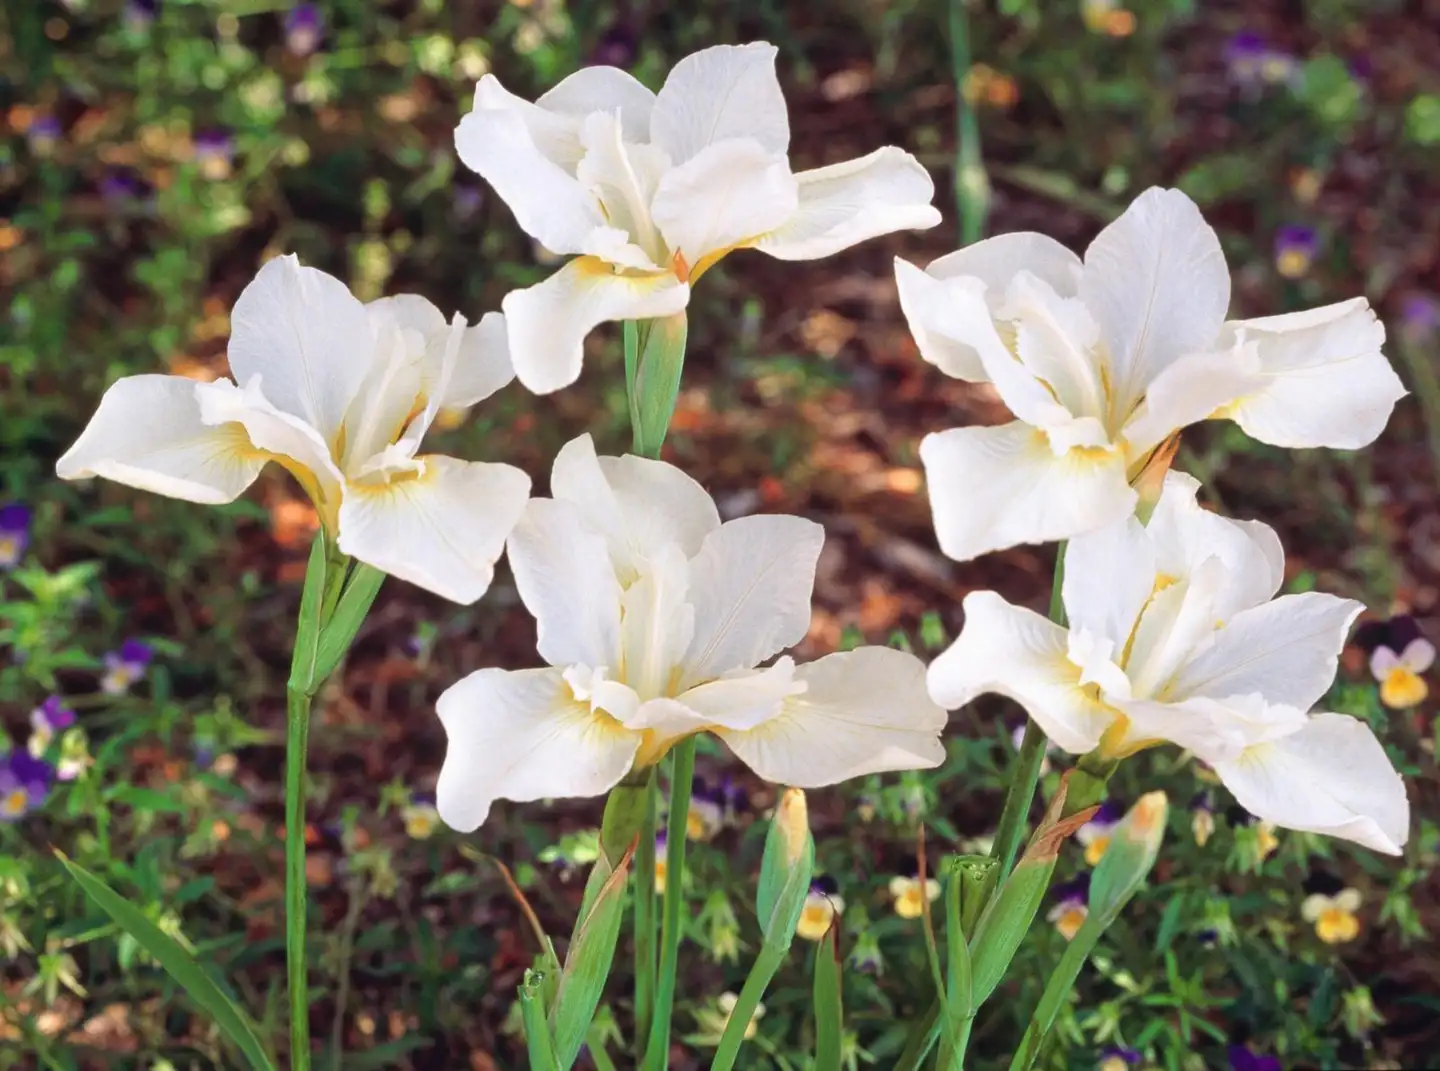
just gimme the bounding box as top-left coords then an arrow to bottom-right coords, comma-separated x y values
3,0 -> 1436,1067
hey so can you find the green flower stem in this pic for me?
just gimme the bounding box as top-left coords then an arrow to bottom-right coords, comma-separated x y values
900,547 -> 1069,1069
644,736 -> 698,1069
283,684 -> 314,1069
709,944 -> 787,1071
987,547 -> 1067,882
1005,918 -> 1099,1071
949,0 -> 990,244
634,778 -> 659,1057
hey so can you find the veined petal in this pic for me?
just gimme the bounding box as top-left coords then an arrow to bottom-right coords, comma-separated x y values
537,66 -> 655,130
228,255 -> 378,443
753,146 -> 941,261
1221,298 -> 1405,449
919,423 -> 1136,563
436,666 -> 640,832
195,376 -> 344,507
1166,592 -> 1363,709
1123,556 -> 1228,699
894,263 -> 1068,427
1106,694 -> 1258,759
650,43 -> 789,164
502,258 -> 690,394
1004,271 -> 1110,423
926,231 -> 1084,298
455,108 -> 605,255
927,591 -> 1113,753
336,457 -> 530,604
549,433 -> 720,584
894,257 -> 992,382
448,311 -> 517,408
508,498 -> 624,670
1214,712 -> 1409,854
680,514 -> 824,687
670,658 -> 805,731
1080,188 -> 1230,414
339,306 -> 428,472
576,111 -> 670,263
619,543 -> 695,701
1063,514 -> 1156,652
650,137 -> 798,266
1144,471 -> 1284,619
367,296 -> 514,411
717,647 -> 947,786
1119,345 -> 1263,457
56,375 -> 267,504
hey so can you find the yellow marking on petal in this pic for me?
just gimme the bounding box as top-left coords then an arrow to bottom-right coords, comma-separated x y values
1084,835 -> 1111,866
796,900 -> 836,941
1380,667 -> 1428,709
1055,906 -> 1087,940
653,856 -> 668,893
893,884 -> 928,919
2,791 -> 28,816
1316,907 -> 1360,944
1276,249 -> 1311,279
1096,715 -> 1163,760
1192,809 -> 1215,846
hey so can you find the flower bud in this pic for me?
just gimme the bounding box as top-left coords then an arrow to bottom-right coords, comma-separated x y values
757,789 -> 815,947
1088,792 -> 1167,920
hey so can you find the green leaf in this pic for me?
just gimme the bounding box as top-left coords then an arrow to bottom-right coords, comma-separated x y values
288,536 -> 328,692
625,313 -> 688,458
812,927 -> 844,1071
56,853 -> 276,1071
313,563 -> 385,682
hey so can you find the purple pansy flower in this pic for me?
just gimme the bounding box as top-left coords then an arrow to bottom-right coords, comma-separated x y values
102,639 -> 154,694
28,696 -> 77,757
100,168 -> 149,205
1224,31 -> 1299,89
0,504 -> 31,569
1099,1048 -> 1142,1070
125,0 -> 157,30
194,128 -> 234,180
0,751 -> 55,821
1401,294 -> 1440,343
27,114 -> 63,154
285,3 -> 324,57
1076,799 -> 1123,863
1228,1045 -> 1282,1071
1273,224 -> 1318,279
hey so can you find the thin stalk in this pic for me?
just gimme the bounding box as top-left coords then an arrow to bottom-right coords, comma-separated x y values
987,548 -> 1067,884
1005,927 -> 1093,1071
329,877 -> 370,1071
709,945 -> 786,1071
284,684 -> 313,1070
950,0 -> 989,245
633,777 -> 659,1058
899,548 -> 1069,1069
644,737 -> 698,1069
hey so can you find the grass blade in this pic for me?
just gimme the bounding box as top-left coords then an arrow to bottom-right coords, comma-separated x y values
57,852 -> 275,1071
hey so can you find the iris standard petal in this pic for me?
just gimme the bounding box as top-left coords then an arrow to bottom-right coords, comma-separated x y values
649,42 -> 789,164
1079,187 -> 1230,414
549,433 -> 720,584
680,514 -> 825,687
227,255 -> 378,443
506,497 -> 625,670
